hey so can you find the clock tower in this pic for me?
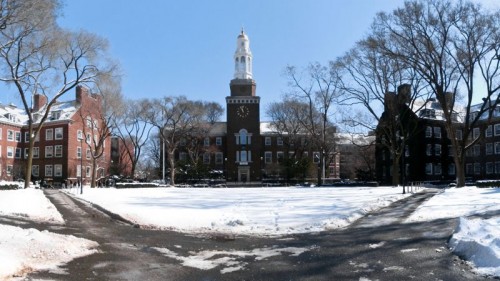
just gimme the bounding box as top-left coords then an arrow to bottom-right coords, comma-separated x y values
226,29 -> 262,184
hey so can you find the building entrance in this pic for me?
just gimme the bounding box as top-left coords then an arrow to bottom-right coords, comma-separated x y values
238,167 -> 250,183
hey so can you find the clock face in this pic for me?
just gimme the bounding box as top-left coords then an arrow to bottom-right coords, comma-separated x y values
237,105 -> 250,118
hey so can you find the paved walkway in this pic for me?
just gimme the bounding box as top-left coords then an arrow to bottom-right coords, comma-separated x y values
3,188 -> 489,280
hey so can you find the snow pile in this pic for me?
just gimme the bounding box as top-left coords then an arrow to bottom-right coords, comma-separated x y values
449,217 -> 500,277
70,186 -> 414,236
0,224 -> 98,280
406,186 -> 500,222
0,189 -> 64,223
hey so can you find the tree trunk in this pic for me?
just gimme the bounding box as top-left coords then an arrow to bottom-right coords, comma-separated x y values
23,127 -> 35,189
455,157 -> 466,187
391,156 -> 400,186
168,151 -> 176,186
91,159 -> 97,188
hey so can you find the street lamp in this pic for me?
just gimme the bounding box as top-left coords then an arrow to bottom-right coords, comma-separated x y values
80,138 -> 83,194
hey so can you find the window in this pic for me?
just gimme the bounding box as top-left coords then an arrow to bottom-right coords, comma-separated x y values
77,147 -> 82,159
86,148 -> 91,159
45,165 -> 53,177
466,163 -> 473,175
215,152 -> 223,164
86,166 -> 91,177
405,145 -> 410,157
45,128 -> 53,141
277,151 -> 284,163
216,137 -> 222,146
6,165 -> 12,176
473,127 -> 480,139
426,144 -> 432,156
33,147 -> 39,158
486,162 -> 494,175
425,126 -> 432,138
474,163 -> 481,175
179,152 -> 187,161
435,144 -> 441,156
425,163 -> 433,175
24,132 -> 30,143
495,142 -> 500,155
7,147 -> 13,158
32,165 -> 39,177
51,111 -> 61,120
203,152 -> 210,164
54,164 -> 62,177
434,163 -> 442,175
277,137 -> 283,146
486,125 -> 493,137
495,124 -> 500,136
204,137 -> 210,147
496,162 -> 500,174
473,145 -> 481,157
239,151 -> 248,162
486,143 -> 493,155
265,151 -> 272,163
456,129 -> 463,140
448,145 -> 454,157
265,137 -> 271,146
313,152 -> 320,164
55,128 -> 63,140
86,133 -> 91,144
448,163 -> 455,175
77,130 -> 83,140
55,145 -> 63,157
77,165 -> 81,177
434,127 -> 441,138
24,148 -> 29,159
15,131 -> 21,142
45,146 -> 53,158
15,148 -> 21,159
7,130 -> 13,141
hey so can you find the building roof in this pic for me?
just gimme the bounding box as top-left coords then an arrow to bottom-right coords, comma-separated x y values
0,103 -> 28,126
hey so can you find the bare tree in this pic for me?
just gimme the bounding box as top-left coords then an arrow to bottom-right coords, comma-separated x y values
371,0 -> 500,186
284,62 -> 341,185
0,0 -> 114,188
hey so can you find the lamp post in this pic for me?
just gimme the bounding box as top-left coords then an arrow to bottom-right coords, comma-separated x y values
80,138 -> 83,194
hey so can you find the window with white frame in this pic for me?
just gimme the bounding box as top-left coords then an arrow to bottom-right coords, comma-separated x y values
486,162 -> 494,174
236,150 -> 251,163
77,147 -> 82,159
435,144 -> 441,156
473,145 -> 481,157
7,130 -> 13,141
434,163 -> 442,175
203,152 -> 210,164
33,147 -> 39,158
277,151 -> 284,163
448,145 -> 454,157
425,163 -> 433,175
496,162 -> 500,174
204,137 -> 210,147
495,124 -> 500,136
313,152 -> 320,164
45,146 -> 53,158
473,127 -> 480,139
15,131 -> 20,142
55,127 -> 63,140
456,129 -> 463,140
474,163 -> 481,175
77,130 -> 83,140
434,127 -> 441,138
24,132 -> 29,143
6,165 -> 12,176
426,144 -> 432,156
448,163 -> 455,175
236,129 -> 250,145
54,164 -> 62,177
86,133 -> 91,144
495,142 -> 500,155
216,137 -> 222,146
45,165 -> 53,177
215,152 -> 223,164
486,143 -> 493,155
86,148 -> 91,159
7,146 -> 13,158
45,128 -> 53,141
277,137 -> 283,146
32,165 -> 39,177
86,166 -> 91,177
265,137 -> 271,146
486,125 -> 493,137
265,151 -> 272,163
15,148 -> 21,159
425,127 -> 432,138
55,145 -> 63,157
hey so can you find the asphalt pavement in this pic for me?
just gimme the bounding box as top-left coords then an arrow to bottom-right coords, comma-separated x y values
1,188 -> 491,281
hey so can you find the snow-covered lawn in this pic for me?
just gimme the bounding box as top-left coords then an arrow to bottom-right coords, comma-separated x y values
407,186 -> 500,277
68,186 -> 413,236
0,188 -> 97,280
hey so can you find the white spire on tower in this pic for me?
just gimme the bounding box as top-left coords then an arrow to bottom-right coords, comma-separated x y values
234,28 -> 253,79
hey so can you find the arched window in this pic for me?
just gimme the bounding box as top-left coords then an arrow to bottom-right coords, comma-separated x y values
248,57 -> 251,73
235,57 -> 239,71
240,56 -> 245,63
239,129 -> 248,145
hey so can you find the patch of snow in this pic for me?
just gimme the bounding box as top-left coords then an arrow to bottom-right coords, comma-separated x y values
368,241 -> 386,249
400,248 -> 418,253
153,245 -> 315,274
0,224 -> 98,280
449,217 -> 500,277
0,189 -> 64,223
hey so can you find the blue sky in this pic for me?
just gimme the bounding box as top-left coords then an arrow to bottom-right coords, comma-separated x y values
4,0 -> 498,119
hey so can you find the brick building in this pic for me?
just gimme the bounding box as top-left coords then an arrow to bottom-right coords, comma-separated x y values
0,86 -> 113,187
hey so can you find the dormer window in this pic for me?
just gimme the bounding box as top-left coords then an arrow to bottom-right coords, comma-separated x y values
4,113 -> 17,122
51,111 -> 61,120
419,109 -> 436,118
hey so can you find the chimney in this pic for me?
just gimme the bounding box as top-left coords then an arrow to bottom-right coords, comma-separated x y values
76,85 -> 89,106
33,94 -> 47,111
